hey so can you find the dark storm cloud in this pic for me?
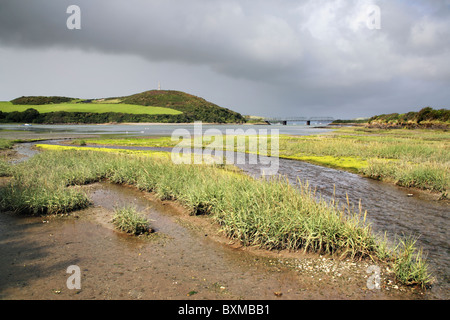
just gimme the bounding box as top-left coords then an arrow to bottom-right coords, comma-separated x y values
1,0 -> 449,118
0,0 -> 306,82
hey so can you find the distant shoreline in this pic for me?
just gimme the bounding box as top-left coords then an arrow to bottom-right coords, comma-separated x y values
2,122 -> 448,130
117,122 -> 253,126
0,122 -> 249,126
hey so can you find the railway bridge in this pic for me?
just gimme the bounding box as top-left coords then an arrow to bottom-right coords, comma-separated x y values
263,117 -> 334,125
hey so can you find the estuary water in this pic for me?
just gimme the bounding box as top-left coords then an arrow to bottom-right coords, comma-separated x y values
0,123 -> 332,137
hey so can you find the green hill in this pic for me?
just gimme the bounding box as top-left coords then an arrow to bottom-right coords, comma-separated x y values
0,90 -> 246,124
368,107 -> 450,128
119,90 -> 245,123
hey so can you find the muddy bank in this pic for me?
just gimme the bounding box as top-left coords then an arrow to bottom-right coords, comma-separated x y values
0,149 -> 24,163
0,182 -> 427,300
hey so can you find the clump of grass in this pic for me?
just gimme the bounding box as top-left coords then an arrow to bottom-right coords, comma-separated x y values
112,205 -> 152,235
392,236 -> 432,287
363,159 -> 449,192
0,139 -> 15,150
0,150 -> 102,215
0,159 -> 12,177
0,182 -> 90,215
70,139 -> 88,146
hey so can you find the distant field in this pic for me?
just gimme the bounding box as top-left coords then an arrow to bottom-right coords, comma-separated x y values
0,101 -> 182,115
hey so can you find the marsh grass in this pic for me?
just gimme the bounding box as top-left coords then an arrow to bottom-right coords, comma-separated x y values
392,236 -> 432,286
0,139 -> 15,150
72,136 -> 178,148
35,143 -> 171,159
80,128 -> 449,193
0,148 -> 432,286
112,205 -> 152,235
362,159 -> 449,192
0,159 -> 11,177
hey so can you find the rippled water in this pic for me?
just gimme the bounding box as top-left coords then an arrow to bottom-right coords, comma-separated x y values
236,154 -> 449,298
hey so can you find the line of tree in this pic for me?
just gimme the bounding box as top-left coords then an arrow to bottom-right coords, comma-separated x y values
10,96 -> 75,105
0,108 -> 245,124
368,107 -> 450,125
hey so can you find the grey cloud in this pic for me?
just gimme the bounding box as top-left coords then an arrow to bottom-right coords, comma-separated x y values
0,0 -> 449,118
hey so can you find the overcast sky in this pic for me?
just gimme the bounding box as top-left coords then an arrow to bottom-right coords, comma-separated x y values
0,0 -> 449,119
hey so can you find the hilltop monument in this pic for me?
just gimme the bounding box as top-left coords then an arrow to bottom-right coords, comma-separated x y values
158,81 -> 161,90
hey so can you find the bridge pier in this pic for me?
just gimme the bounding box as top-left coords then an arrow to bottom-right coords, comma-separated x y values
262,117 -> 334,126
